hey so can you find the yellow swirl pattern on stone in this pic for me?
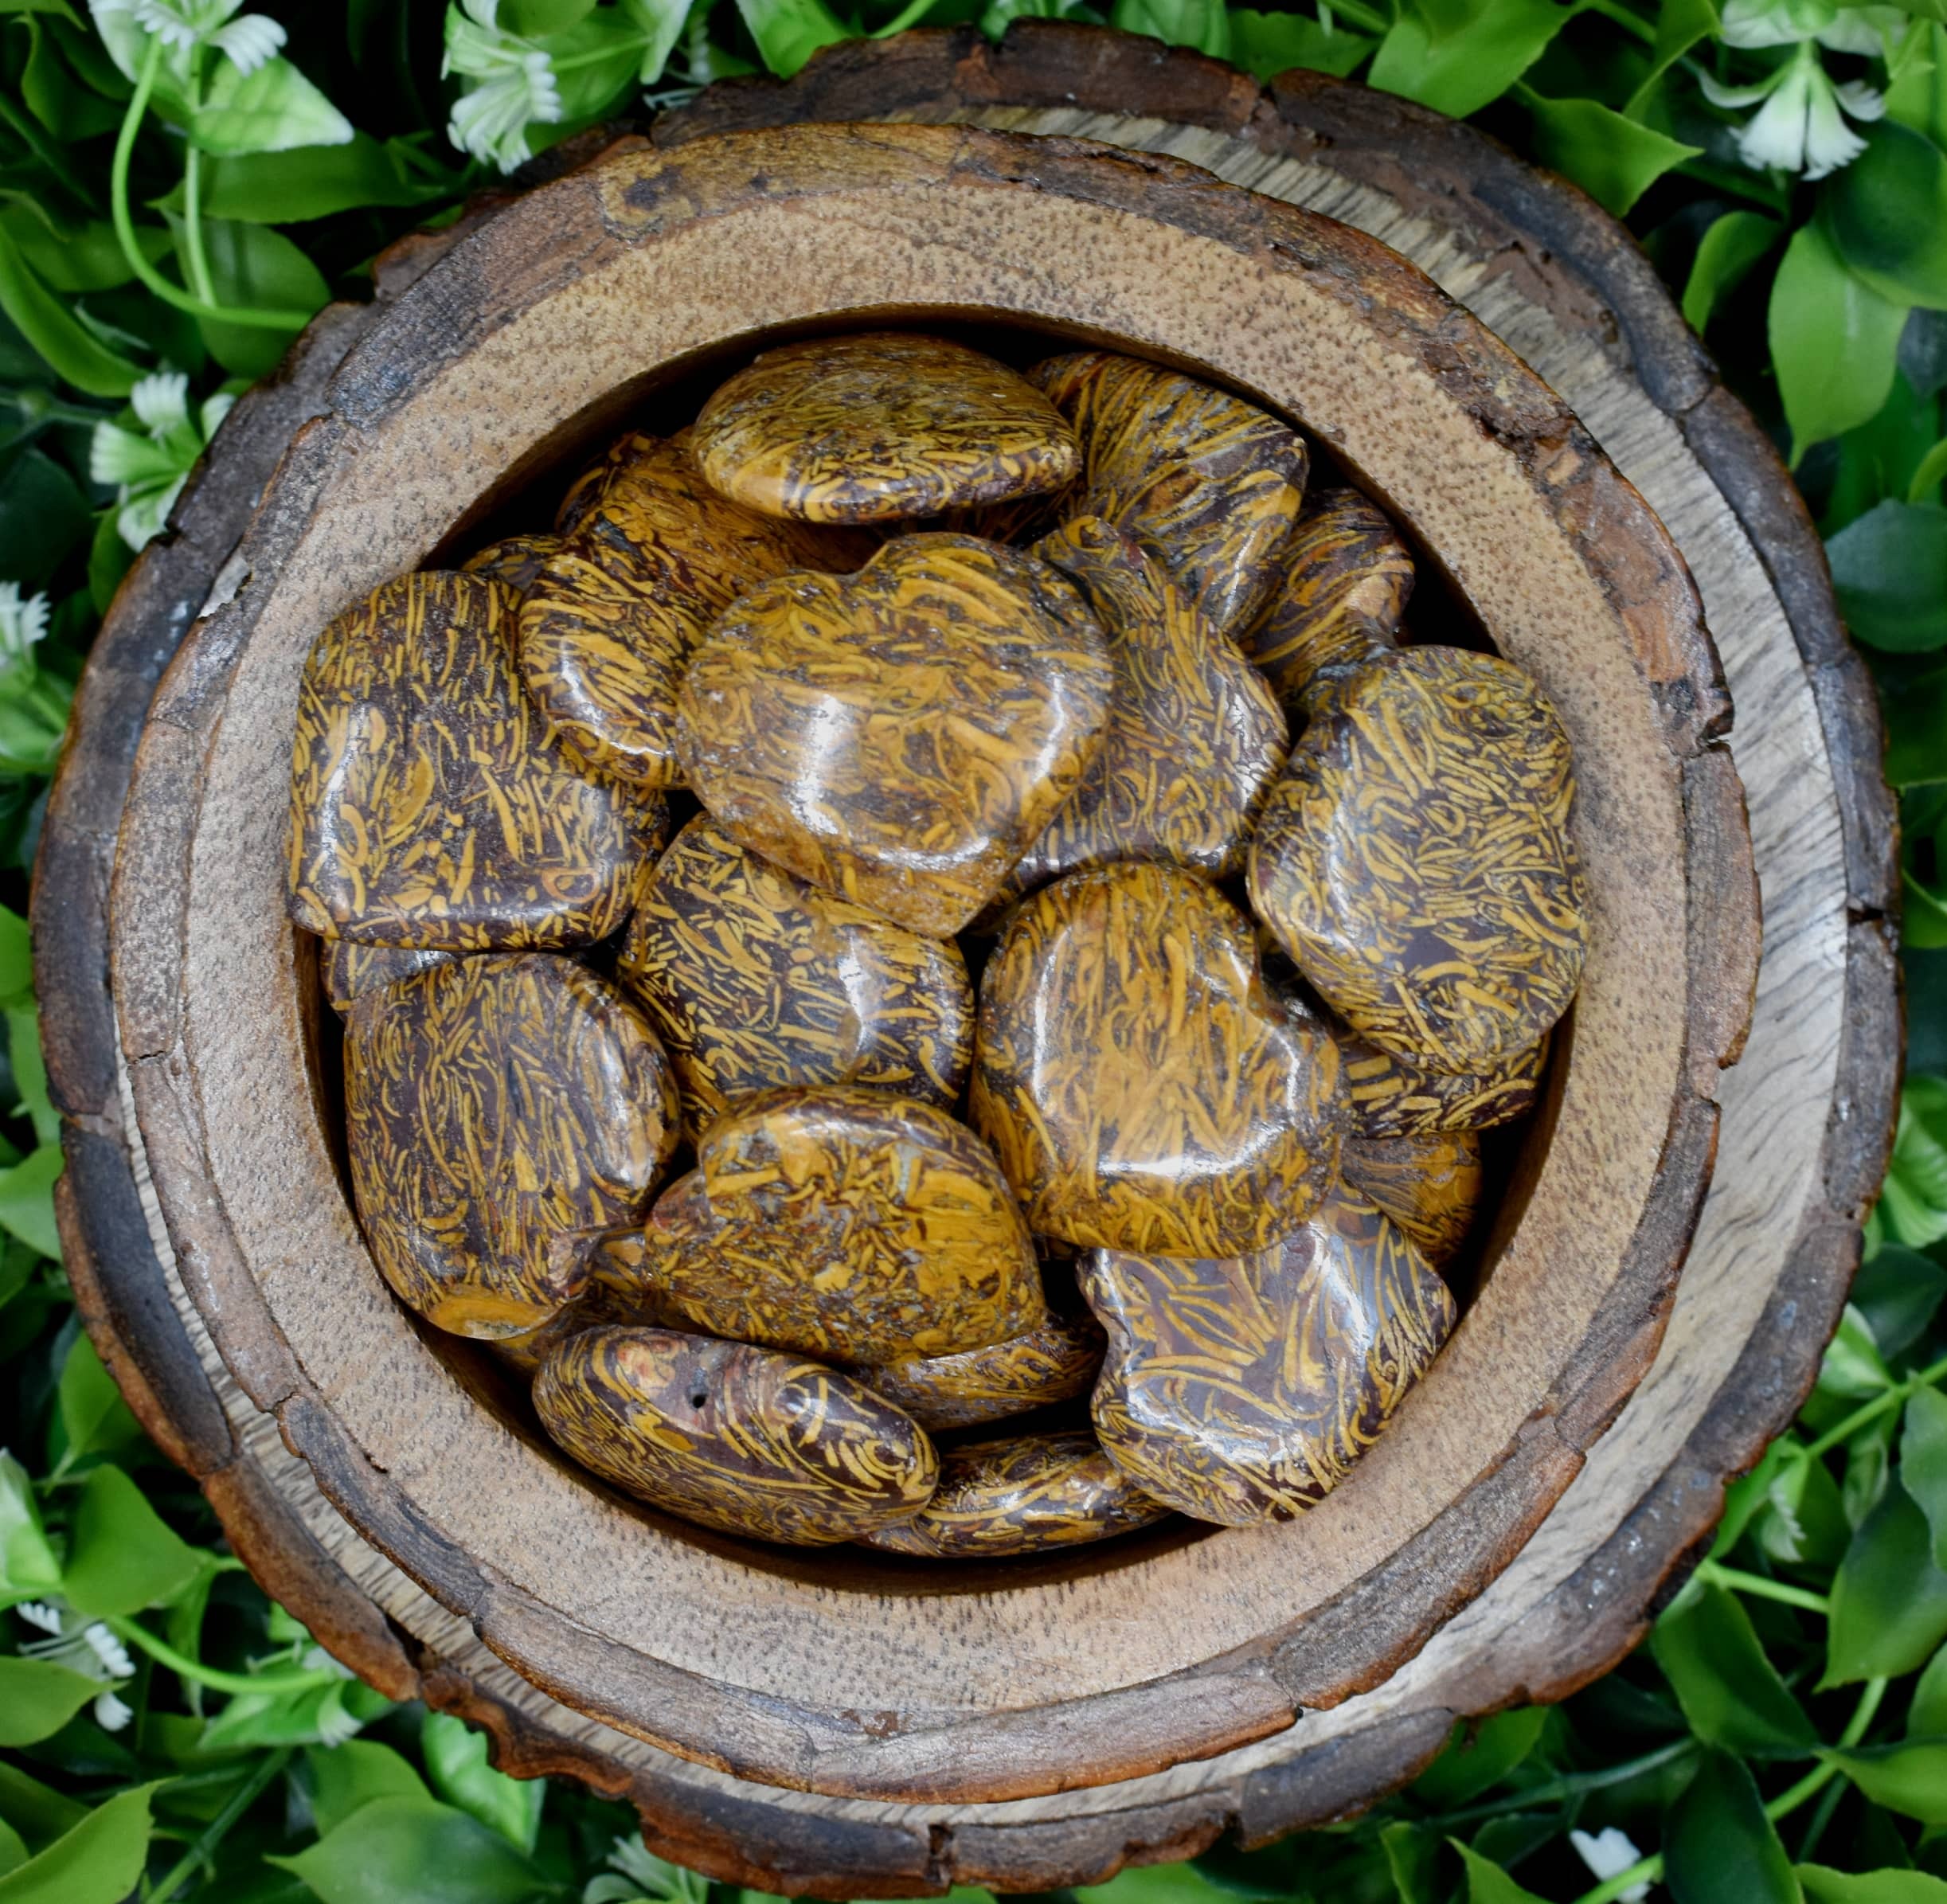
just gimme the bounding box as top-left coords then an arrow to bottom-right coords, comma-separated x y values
1341,1130 -> 1483,1265
1029,350 -> 1308,641
1081,1190 -> 1456,1524
286,572 -> 668,951
615,1086 -> 1046,1363
853,1308 -> 1105,1433
859,1429 -> 1168,1558
675,533 -> 1113,936
319,938 -> 459,1016
1249,646 -> 1588,1073
619,815 -> 973,1140
692,332 -> 1079,525
970,863 -> 1343,1257
344,954 -> 681,1339
1332,1018 -> 1547,1138
461,534 -> 560,600
518,432 -> 870,788
535,1327 -> 938,1546
491,1264 -> 671,1377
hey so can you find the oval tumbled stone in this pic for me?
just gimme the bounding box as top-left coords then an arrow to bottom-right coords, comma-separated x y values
287,572 -> 668,951
676,533 -> 1113,936
970,863 -> 1343,1257
692,332 -> 1079,525
619,815 -> 974,1139
1081,1190 -> 1456,1524
859,1429 -> 1168,1558
461,534 -> 560,600
1249,646 -> 1589,1073
614,1086 -> 1046,1363
1340,1130 -> 1483,1265
345,954 -> 681,1338
854,1308 -> 1106,1433
536,1327 -> 937,1546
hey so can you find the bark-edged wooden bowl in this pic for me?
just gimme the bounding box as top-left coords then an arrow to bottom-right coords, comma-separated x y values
67,104 -> 1764,1813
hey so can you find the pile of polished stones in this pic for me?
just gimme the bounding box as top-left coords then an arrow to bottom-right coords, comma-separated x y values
286,331 -> 1589,1556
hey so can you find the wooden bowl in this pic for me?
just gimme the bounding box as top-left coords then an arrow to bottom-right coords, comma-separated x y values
48,48 -> 1799,1851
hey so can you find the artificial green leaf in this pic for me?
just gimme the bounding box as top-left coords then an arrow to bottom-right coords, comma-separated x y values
1683,209 -> 1781,334
1881,1078 -> 1947,1246
0,1783 -> 153,1904
1826,1475 -> 1947,1684
1906,1386 -> 1947,1571
1379,1820 -> 1437,1904
19,16 -> 122,139
187,217 -> 329,380
1854,1242 -> 1947,1349
1798,1871 -> 1947,1902
0,1660 -> 105,1750
422,1711 -> 545,1853
1908,868 -> 1947,952
0,1761 -> 86,1856
1110,0 -> 1230,55
191,132 -> 447,223
1370,0 -> 1580,118
0,907 -> 30,1008
0,1449 -> 61,1607
1823,370 -> 1945,537
61,1464 -> 204,1616
1753,1439 -> 1851,1573
198,1676 -> 391,1754
504,0 -> 598,27
1664,1749 -> 1800,1903
1828,501 -> 1947,651
733,0 -> 853,75
1652,1581 -> 1817,1756
307,1738 -> 432,1836
1449,1839 -> 1550,1902
265,1795 -> 553,1904
1411,1707 -> 1546,1807
0,448 -> 88,590
1522,91 -> 1700,215
1845,1410 -> 1898,1528
53,1331 -> 142,1466
1820,1304 -> 1896,1399
4,1013 -> 53,1149
1078,1865 -> 1238,1904
1825,122 -> 1947,312
1910,1640 -> 1947,1736
1770,222 -> 1910,463
1718,1435 -> 1799,1556
1911,437 -> 1947,502
0,1144 -> 61,1261
191,55 -> 355,158
1824,1739 -> 1947,1824
1624,0 -> 1719,115
1227,8 -> 1373,77
1885,20 -> 1947,144
0,207 -> 156,295
0,1822 -> 22,1883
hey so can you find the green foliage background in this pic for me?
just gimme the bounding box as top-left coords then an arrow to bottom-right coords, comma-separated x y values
2,1 -> 1946,1898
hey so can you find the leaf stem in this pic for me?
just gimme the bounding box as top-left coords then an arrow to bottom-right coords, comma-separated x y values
1803,1351 -> 1947,1460
105,1614 -> 346,1697
1321,0 -> 1390,32
1576,0 -> 1656,45
179,57 -> 217,308
1695,1560 -> 1831,1615
1426,1738 -> 1695,1828
871,0 -> 944,36
146,1746 -> 292,1903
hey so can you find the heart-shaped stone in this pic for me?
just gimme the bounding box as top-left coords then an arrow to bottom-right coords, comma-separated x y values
619,815 -> 974,1139
345,954 -> 680,1338
693,332 -> 1079,525
287,572 -> 668,951
853,1308 -> 1105,1433
535,1326 -> 937,1546
1081,1190 -> 1456,1524
1341,1130 -> 1483,1265
676,533 -> 1113,936
971,863 -> 1343,1257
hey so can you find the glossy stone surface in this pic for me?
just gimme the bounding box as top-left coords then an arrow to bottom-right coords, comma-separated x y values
320,938 -> 459,1016
1249,647 -> 1588,1072
854,1308 -> 1105,1433
1332,1018 -> 1548,1139
535,1326 -> 937,1546
859,1429 -> 1168,1558
491,1265 -> 668,1377
1082,1190 -> 1456,1523
518,432 -> 870,787
1238,487 -> 1413,721
620,815 -> 973,1139
971,863 -> 1343,1257
614,1086 -> 1046,1363
1030,351 -> 1308,641
462,534 -> 560,599
287,573 -> 668,951
692,332 -> 1079,525
1341,1130 -> 1482,1265
344,955 -> 681,1338
676,533 -> 1113,936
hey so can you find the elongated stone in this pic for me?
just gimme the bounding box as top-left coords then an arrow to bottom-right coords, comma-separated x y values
613,1086 -> 1046,1363
1030,351 -> 1308,640
287,572 -> 668,951
854,1308 -> 1105,1433
693,332 -> 1079,524
518,432 -> 870,787
462,534 -> 560,599
1341,1130 -> 1483,1265
345,954 -> 681,1338
676,533 -> 1113,936
535,1327 -> 937,1546
859,1429 -> 1168,1558
970,863 -> 1343,1257
319,938 -> 460,1016
1082,1190 -> 1456,1524
491,1264 -> 670,1377
1249,646 -> 1588,1072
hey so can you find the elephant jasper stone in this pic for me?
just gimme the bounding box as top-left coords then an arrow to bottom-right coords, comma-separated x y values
676,533 -> 1113,936
535,1327 -> 937,1546
620,815 -> 974,1138
287,572 -> 668,951
1341,1130 -> 1483,1265
971,863 -> 1343,1257
518,432 -> 870,787
462,534 -> 560,599
692,332 -> 1079,525
1082,1191 -> 1456,1524
1030,351 -> 1308,640
615,1086 -> 1046,1363
1249,647 -> 1589,1072
1334,1019 -> 1548,1139
1239,487 -> 1414,721
319,938 -> 459,1016
854,1308 -> 1105,1433
345,954 -> 681,1338
859,1429 -> 1169,1558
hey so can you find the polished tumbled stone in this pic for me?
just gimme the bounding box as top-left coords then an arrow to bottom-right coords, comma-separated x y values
854,1308 -> 1106,1433
1340,1129 -> 1483,1266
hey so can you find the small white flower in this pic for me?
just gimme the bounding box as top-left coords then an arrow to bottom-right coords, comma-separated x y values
209,11 -> 285,75
92,1689 -> 133,1733
91,371 -> 229,553
17,1601 -> 135,1710
1700,38 -> 1883,178
81,1623 -> 135,1679
14,1600 -> 64,1637
312,1684 -> 362,1748
1570,1828 -> 1651,1903
0,587 -> 50,678
130,369 -> 190,437
444,0 -> 564,173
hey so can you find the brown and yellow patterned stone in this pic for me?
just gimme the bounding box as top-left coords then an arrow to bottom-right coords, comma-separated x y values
1249,647 -> 1588,1073
1341,1130 -> 1483,1265
619,815 -> 974,1139
319,938 -> 459,1016
535,1327 -> 936,1546
1029,351 -> 1308,641
971,863 -> 1343,1257
462,534 -> 560,599
344,954 -> 681,1338
676,533 -> 1113,936
518,432 -> 870,787
491,1266 -> 670,1377
854,1308 -> 1106,1433
555,430 -> 652,538
1333,1019 -> 1548,1138
1238,487 -> 1413,721
1081,1190 -> 1456,1524
859,1429 -> 1168,1558
287,573 -> 668,952
612,1086 -> 1046,1363
692,332 -> 1079,526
